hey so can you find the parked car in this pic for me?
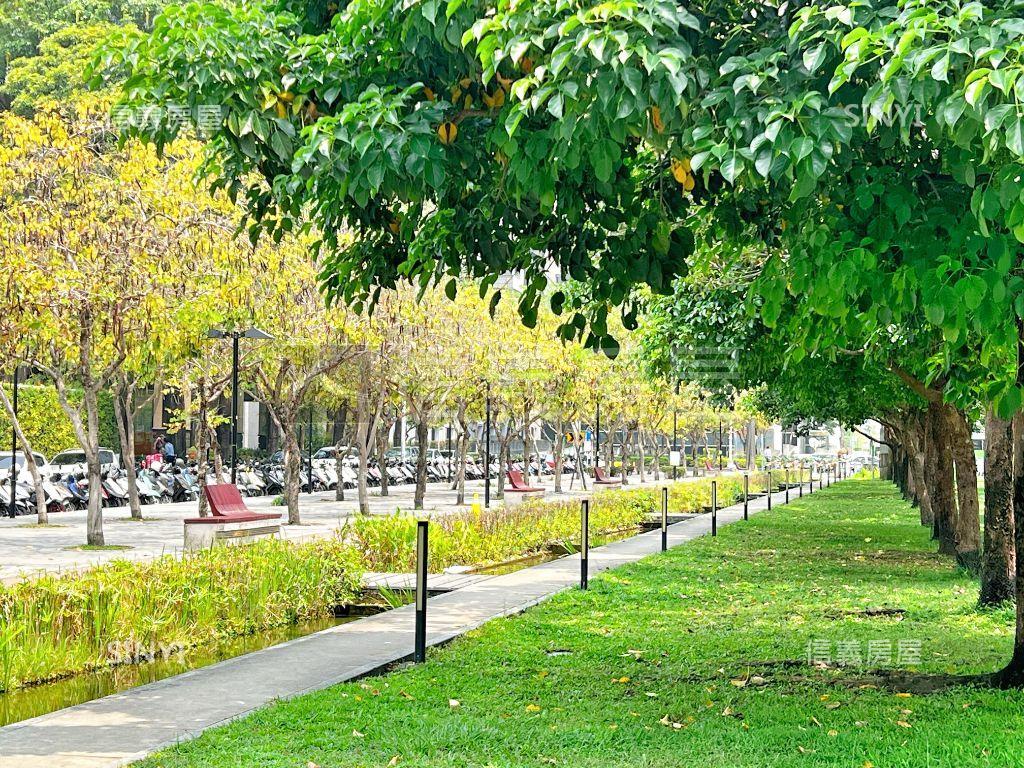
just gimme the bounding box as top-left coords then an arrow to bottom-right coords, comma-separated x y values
312,446 -> 354,463
384,446 -> 443,462
50,447 -> 121,476
0,450 -> 49,479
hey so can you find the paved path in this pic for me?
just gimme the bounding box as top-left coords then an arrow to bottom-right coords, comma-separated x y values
0,478 -> 828,768
0,473 -> 709,584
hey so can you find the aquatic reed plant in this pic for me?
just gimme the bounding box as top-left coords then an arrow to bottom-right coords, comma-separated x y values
347,476 -> 757,573
0,537 -> 362,692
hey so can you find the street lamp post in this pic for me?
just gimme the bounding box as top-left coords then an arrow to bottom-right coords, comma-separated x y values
8,366 -> 18,519
484,382 -> 492,508
595,403 -> 601,475
208,327 -> 272,485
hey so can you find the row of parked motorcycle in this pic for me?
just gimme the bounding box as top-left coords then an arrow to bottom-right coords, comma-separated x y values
0,452 -> 581,516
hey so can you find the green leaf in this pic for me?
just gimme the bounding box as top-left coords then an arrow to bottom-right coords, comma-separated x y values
965,76 -> 989,107
721,151 -> 743,184
803,45 -> 827,74
957,274 -> 987,310
1007,118 -> 1024,157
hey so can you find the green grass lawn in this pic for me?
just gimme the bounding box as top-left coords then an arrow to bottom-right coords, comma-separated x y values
142,480 -> 1023,767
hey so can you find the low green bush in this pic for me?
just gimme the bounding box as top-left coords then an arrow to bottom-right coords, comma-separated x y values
0,537 -> 363,692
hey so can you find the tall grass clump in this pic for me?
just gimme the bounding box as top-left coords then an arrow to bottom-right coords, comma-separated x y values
0,537 -> 363,693
348,476 -> 758,573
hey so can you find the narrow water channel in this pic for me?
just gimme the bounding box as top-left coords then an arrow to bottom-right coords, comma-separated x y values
0,616 -> 355,727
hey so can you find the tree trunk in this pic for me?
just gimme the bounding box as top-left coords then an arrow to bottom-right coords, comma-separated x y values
947,405 -> 981,574
376,422 -> 390,497
113,385 -> 144,520
980,407 -> 1015,607
906,411 -> 933,526
195,381 -> 211,517
281,413 -> 302,525
334,403 -> 348,502
83,386 -> 104,546
926,403 -> 957,556
354,387 -> 373,515
414,417 -> 428,510
994,318 -> 1024,686
553,414 -> 564,494
0,382 -> 47,524
455,402 -> 468,505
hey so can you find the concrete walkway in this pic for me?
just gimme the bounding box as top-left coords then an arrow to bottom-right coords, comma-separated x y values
0,479 -> 827,768
0,473 -> 711,583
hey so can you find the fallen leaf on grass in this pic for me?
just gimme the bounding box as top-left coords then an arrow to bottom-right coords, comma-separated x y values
449,699 -> 461,708
896,720 -> 912,729
352,730 -> 365,738
827,729 -> 838,737
526,704 -> 542,712
387,758 -> 399,767
399,690 -> 415,700
798,746 -> 816,754
613,676 -> 630,684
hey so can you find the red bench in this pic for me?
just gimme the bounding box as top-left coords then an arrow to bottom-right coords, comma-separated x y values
506,469 -> 543,493
184,484 -> 282,524
594,467 -> 622,485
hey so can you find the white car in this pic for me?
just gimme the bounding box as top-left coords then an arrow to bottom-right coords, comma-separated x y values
0,450 -> 49,480
50,447 -> 121,477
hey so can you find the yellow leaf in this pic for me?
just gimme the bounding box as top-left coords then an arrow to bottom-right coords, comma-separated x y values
526,704 -> 542,712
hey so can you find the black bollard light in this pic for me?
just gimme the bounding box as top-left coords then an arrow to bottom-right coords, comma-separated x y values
711,480 -> 718,537
799,461 -> 804,498
767,470 -> 772,511
661,486 -> 668,552
414,520 -> 428,663
785,467 -> 790,504
580,498 -> 590,590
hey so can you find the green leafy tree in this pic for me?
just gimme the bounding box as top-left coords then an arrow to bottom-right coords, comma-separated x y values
1,24 -> 120,116
109,0 -> 1024,683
